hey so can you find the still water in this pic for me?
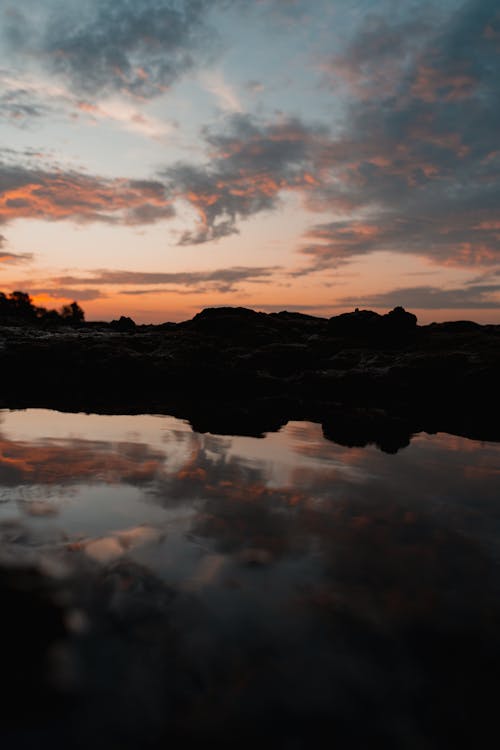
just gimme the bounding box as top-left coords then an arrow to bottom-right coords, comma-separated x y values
1,409 -> 499,749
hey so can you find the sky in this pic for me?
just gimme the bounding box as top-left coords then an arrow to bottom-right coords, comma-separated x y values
0,0 -> 499,323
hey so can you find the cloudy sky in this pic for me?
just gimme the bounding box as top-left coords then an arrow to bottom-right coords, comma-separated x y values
0,0 -> 499,322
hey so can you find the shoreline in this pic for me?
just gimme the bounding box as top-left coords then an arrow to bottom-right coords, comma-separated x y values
2,305 -> 499,449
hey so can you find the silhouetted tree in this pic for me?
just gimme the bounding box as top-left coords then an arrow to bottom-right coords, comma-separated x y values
60,301 -> 85,324
40,309 -> 63,325
0,291 -> 85,326
8,291 -> 37,320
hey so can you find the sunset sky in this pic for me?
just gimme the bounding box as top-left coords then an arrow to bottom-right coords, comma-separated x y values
0,0 -> 499,323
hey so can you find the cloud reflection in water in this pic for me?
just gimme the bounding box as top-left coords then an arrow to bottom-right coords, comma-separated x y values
0,409 -> 499,748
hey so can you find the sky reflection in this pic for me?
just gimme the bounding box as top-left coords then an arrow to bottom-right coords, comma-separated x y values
0,409 -> 499,748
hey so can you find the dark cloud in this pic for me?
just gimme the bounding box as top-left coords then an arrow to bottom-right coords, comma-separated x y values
465,267 -> 500,285
23,288 -> 105,301
322,12 -> 433,101
0,232 -> 33,263
52,266 -> 281,294
157,0 -> 500,268
336,284 -> 500,310
162,114 -> 325,244
8,266 -> 280,300
0,158 -> 174,225
119,288 -> 194,296
0,87 -> 48,125
300,0 -> 500,269
300,203 -> 500,269
245,80 -> 264,94
0,251 -> 33,264
2,0 -> 225,98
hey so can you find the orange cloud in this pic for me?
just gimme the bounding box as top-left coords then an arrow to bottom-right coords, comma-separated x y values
76,100 -> 99,113
475,221 -> 500,230
0,168 -> 173,225
441,243 -> 498,266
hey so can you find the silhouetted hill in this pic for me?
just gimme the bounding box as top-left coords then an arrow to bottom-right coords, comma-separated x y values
0,303 -> 499,449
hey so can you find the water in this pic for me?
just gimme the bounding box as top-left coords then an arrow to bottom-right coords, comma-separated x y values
1,409 -> 499,748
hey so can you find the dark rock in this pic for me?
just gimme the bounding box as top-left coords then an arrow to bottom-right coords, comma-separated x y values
186,306 -> 264,331
110,316 -> 136,332
328,308 -> 381,337
180,306 -> 281,345
382,305 -> 417,334
328,306 -> 417,342
0,305 -> 499,445
428,320 -> 481,333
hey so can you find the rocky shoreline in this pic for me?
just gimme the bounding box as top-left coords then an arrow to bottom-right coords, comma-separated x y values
1,305 -> 499,450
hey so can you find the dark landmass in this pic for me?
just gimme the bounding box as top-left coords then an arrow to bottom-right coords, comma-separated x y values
1,301 -> 499,450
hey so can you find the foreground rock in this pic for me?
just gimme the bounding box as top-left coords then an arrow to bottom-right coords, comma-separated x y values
0,306 -> 499,448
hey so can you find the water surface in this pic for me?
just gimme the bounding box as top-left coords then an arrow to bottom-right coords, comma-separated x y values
1,409 -> 499,748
